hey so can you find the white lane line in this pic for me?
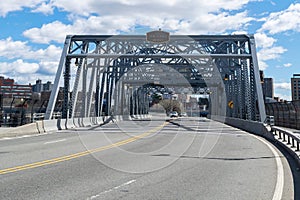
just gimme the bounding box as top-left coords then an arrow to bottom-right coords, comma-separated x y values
44,139 -> 66,145
88,180 -> 136,200
253,135 -> 284,200
0,133 -> 48,141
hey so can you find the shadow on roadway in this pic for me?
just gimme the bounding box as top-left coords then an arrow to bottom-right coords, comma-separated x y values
152,153 -> 281,161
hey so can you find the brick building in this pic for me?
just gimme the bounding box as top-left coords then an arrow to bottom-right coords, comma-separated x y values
0,76 -> 32,99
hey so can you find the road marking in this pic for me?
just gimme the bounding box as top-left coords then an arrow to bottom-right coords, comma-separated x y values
0,122 -> 168,175
253,135 -> 284,200
44,139 -> 66,144
88,180 -> 136,199
0,133 -> 48,141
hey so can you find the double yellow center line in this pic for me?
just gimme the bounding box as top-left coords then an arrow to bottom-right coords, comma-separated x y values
0,121 -> 168,175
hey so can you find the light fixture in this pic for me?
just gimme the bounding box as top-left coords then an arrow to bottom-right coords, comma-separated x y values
75,58 -> 79,66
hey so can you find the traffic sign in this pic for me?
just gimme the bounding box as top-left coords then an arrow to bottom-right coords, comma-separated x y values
228,100 -> 234,109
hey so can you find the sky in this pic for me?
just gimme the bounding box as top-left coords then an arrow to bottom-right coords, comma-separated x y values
0,0 -> 300,100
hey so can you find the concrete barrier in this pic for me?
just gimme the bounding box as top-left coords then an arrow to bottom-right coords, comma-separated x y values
57,119 -> 67,130
211,115 -> 274,140
114,115 -> 122,122
0,122 -> 40,138
122,115 -> 131,121
65,118 -> 75,129
0,114 -> 135,139
82,117 -> 92,127
0,114 -> 138,139
36,120 -> 45,133
96,117 -> 103,125
43,119 -> 59,133
90,117 -> 98,125
73,118 -> 82,127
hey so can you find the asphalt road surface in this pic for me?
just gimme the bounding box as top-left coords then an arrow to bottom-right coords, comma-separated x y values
0,115 -> 295,200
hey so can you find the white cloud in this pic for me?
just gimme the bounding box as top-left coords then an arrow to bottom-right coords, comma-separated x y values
23,0 -> 257,44
0,59 -> 39,74
274,82 -> 290,90
274,82 -> 291,101
258,60 -> 268,70
31,2 -> 54,15
0,0 -> 46,17
51,0 -> 253,17
39,61 -> 59,75
0,38 -> 61,84
283,63 -> 292,67
0,0 -> 287,86
257,44 -> 287,70
259,3 -> 300,34
254,33 -> 276,48
257,46 -> 287,61
174,11 -> 253,34
254,33 -> 286,71
0,60 -> 58,84
23,16 -> 136,44
0,37 -> 61,61
257,45 -> 287,70
0,37 -> 31,59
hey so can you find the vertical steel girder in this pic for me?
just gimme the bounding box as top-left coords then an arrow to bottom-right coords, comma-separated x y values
45,35 -> 72,120
45,34 -> 266,122
62,58 -> 71,119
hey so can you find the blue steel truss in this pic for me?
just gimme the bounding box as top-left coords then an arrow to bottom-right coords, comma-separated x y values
45,34 -> 266,122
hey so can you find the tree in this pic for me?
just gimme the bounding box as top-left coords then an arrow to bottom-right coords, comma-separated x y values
159,99 -> 181,114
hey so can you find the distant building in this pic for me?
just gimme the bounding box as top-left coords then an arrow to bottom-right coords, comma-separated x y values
260,71 -> 274,100
291,74 -> 300,100
0,76 -> 32,99
32,79 -> 53,93
262,78 -> 274,99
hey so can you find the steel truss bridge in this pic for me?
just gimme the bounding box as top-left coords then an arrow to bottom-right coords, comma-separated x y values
45,34 -> 266,122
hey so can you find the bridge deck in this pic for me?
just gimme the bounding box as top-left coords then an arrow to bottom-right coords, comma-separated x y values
0,116 -> 295,199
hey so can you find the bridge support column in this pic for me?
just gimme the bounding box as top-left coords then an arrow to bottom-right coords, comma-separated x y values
62,58 -> 71,119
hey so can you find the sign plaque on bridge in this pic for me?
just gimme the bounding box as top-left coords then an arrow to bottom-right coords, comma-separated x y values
228,100 -> 234,109
146,29 -> 170,43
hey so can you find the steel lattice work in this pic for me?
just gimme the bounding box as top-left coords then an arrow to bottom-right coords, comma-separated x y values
45,34 -> 266,122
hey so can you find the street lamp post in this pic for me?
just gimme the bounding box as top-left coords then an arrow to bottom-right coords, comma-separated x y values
9,96 -> 15,127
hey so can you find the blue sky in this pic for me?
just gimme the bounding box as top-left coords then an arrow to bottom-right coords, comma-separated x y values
0,0 -> 300,100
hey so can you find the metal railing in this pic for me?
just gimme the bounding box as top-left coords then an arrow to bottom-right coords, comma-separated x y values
271,126 -> 300,154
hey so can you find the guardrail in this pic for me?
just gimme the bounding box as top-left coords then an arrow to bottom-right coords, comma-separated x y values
271,126 -> 300,166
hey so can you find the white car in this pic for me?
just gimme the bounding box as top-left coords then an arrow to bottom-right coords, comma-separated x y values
169,111 -> 178,118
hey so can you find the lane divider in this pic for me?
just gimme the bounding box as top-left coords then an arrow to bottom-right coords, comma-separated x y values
0,122 -> 168,175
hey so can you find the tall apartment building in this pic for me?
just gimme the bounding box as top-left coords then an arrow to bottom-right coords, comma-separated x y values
0,76 -> 32,99
260,70 -> 274,101
291,74 -> 300,100
32,79 -> 53,93
262,78 -> 274,99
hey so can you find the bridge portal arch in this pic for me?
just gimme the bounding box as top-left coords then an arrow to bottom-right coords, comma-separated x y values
45,34 -> 266,122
